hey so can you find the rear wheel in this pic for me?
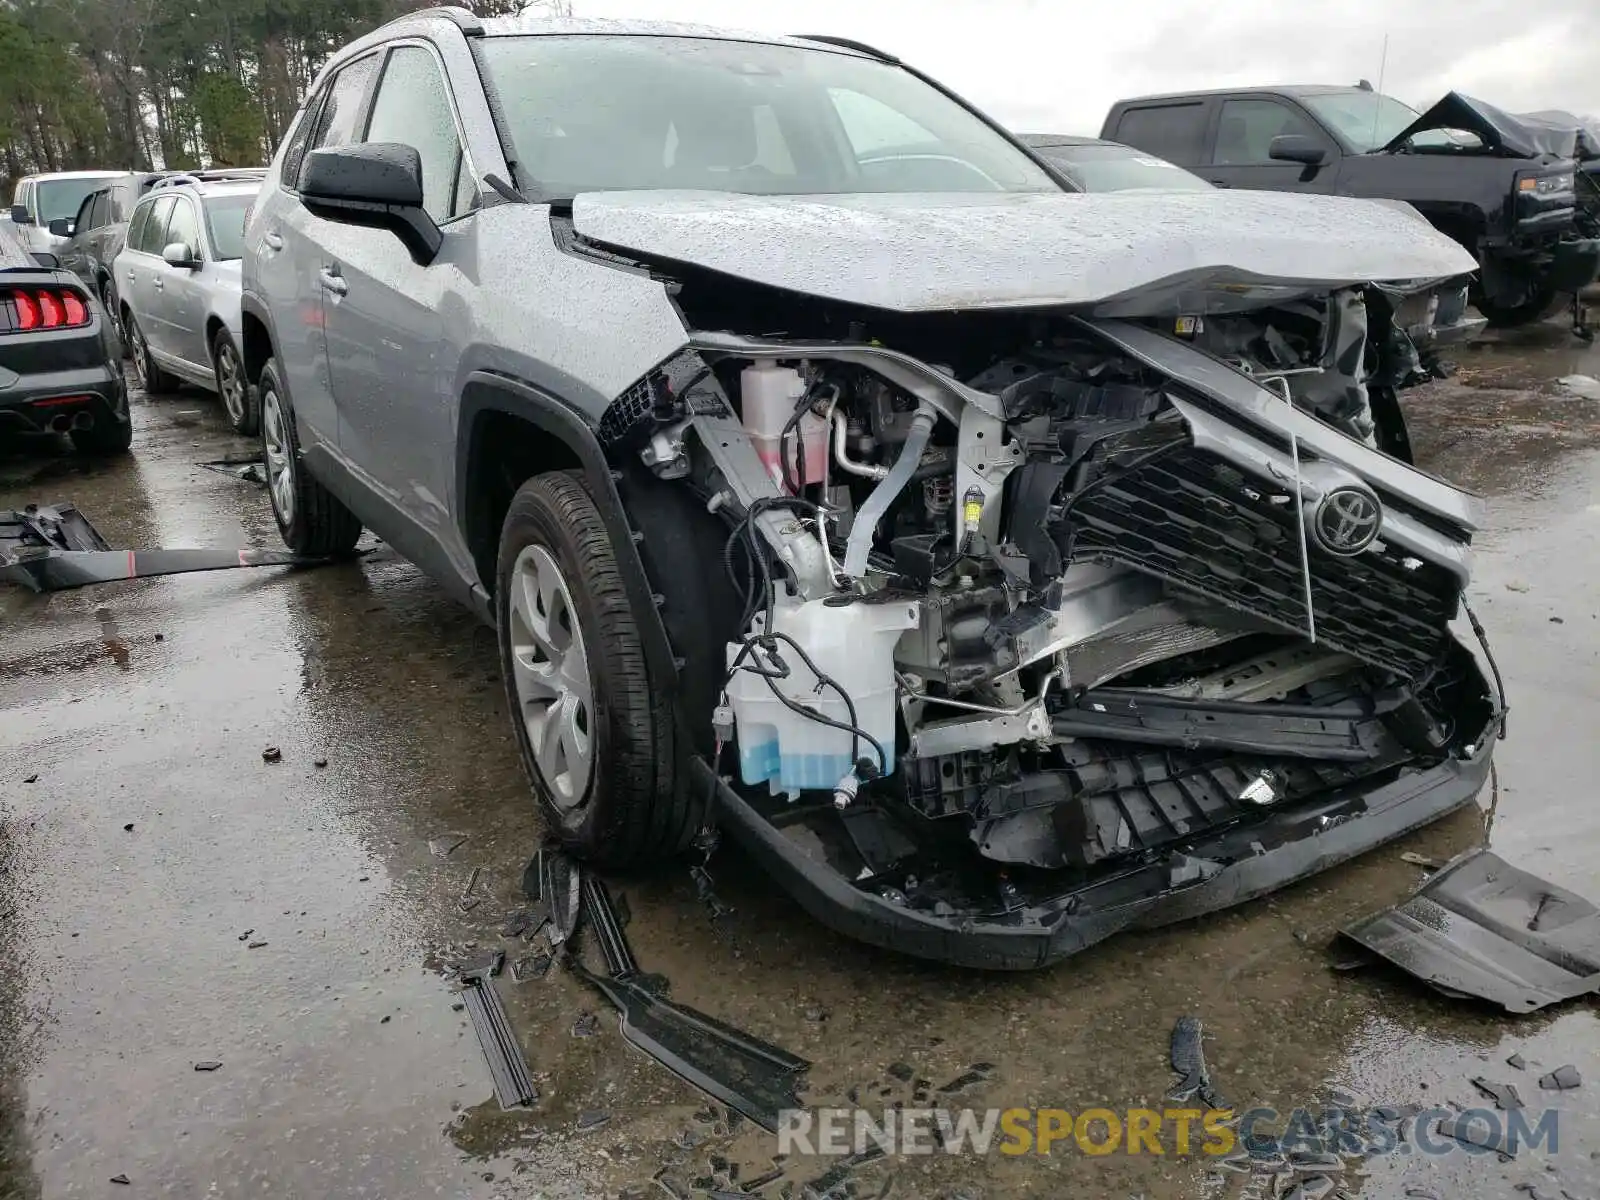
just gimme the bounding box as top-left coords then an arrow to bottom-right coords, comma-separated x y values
212,330 -> 257,435
496,470 -> 692,867
259,357 -> 362,557
69,413 -> 133,455
1477,286 -> 1563,328
99,280 -> 125,357
126,312 -> 177,394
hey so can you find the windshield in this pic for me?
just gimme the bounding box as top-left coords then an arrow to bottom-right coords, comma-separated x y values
36,176 -> 119,224
1031,143 -> 1212,192
1300,91 -> 1459,152
479,35 -> 1061,199
203,193 -> 256,261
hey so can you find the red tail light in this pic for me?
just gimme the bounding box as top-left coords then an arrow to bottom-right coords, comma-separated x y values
6,286 -> 91,333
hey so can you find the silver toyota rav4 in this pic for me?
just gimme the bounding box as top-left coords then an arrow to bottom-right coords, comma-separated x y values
242,8 -> 1503,969
114,173 -> 263,433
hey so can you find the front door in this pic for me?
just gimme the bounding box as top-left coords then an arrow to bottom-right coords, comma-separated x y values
252,50 -> 382,453
1204,98 -> 1340,193
122,194 -> 174,356
321,42 -> 477,541
155,194 -> 208,369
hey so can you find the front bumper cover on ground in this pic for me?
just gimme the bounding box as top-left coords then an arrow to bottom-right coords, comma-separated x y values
703,733 -> 1497,971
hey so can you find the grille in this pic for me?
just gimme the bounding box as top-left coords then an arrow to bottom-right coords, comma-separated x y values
1064,447 -> 1459,678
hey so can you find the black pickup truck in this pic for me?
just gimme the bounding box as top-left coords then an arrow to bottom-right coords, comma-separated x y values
1102,85 -> 1600,329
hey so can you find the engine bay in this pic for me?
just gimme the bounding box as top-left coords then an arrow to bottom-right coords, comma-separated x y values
599,281 -> 1501,949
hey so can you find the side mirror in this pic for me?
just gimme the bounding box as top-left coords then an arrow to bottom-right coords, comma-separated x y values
301,143 -> 442,264
10,204 -> 32,225
1269,134 -> 1329,167
48,218 -> 73,238
162,242 -> 200,269
29,251 -> 60,269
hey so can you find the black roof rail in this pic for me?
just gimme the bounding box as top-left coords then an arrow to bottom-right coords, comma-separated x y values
792,34 -> 898,63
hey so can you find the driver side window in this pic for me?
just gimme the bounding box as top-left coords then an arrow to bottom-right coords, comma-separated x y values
828,88 -> 938,157
362,44 -> 472,223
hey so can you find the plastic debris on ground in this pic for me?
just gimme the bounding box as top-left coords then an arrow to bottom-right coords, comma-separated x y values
1340,848 -> 1600,1012
1,501 -> 330,592
522,845 -> 809,1133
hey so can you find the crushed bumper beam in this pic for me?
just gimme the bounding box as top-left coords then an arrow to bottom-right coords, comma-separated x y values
703,736 -> 1496,970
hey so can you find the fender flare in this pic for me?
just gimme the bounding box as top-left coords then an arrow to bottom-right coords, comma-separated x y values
456,370 -> 682,697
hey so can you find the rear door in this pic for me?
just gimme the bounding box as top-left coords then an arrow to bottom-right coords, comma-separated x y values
1203,96 -> 1341,192
250,51 -> 381,451
121,194 -> 174,352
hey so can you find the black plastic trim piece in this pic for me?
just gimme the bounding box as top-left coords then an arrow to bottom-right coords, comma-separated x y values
459,976 -> 538,1108
703,736 -> 1495,970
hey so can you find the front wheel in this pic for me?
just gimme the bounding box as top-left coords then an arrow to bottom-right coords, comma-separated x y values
70,413 -> 133,456
258,357 -> 362,557
212,330 -> 257,435
495,470 -> 693,867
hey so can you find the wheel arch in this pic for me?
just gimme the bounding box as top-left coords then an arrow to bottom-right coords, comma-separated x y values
239,294 -> 277,387
456,371 -> 682,697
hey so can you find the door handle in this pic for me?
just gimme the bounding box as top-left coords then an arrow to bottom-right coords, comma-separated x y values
153,278 -> 163,290
1208,179 -> 1232,188
319,268 -> 347,296
263,232 -> 284,252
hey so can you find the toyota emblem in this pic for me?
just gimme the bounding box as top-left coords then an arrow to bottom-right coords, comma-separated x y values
1311,487 -> 1381,555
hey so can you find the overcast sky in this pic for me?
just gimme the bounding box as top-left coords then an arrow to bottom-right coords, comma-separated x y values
575,0 -> 1600,133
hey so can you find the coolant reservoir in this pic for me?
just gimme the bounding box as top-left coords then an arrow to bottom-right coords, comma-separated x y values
739,361 -> 827,492
725,594 -> 920,796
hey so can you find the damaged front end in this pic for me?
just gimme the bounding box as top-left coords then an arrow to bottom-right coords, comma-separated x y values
593,228 -> 1501,969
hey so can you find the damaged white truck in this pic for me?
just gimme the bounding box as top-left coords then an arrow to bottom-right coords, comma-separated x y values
241,10 -> 1505,968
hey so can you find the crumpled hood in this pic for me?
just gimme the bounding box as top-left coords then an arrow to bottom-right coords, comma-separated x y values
1516,110 -> 1600,162
570,189 -> 1475,313
1382,91 -> 1576,159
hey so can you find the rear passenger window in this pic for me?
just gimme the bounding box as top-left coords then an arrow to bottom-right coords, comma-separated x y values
163,198 -> 201,257
298,54 -> 381,185
1214,99 -> 1320,165
136,196 -> 175,253
1113,103 -> 1209,165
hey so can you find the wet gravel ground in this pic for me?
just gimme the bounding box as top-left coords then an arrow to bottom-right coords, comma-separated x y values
2,320 -> 1598,1200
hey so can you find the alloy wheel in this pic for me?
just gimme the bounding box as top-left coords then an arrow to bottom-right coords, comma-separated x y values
101,284 -> 121,348
261,385 -> 295,527
216,342 -> 245,425
507,545 -> 594,809
128,319 -> 149,389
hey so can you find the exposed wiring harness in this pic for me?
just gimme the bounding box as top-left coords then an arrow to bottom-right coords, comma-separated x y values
1461,598 -> 1509,740
717,492 -> 888,781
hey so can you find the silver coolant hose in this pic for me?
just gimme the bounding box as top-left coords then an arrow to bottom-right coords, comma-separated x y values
841,404 -> 937,578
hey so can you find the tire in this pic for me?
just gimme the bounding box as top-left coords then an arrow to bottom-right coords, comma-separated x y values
100,280 -> 126,358
125,311 -> 178,394
496,470 -> 691,868
258,357 -> 362,557
1477,286 -> 1563,329
212,329 -> 257,435
70,413 -> 133,455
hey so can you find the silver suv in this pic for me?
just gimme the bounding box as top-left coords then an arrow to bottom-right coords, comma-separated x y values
241,8 -> 1499,969
114,173 -> 263,432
